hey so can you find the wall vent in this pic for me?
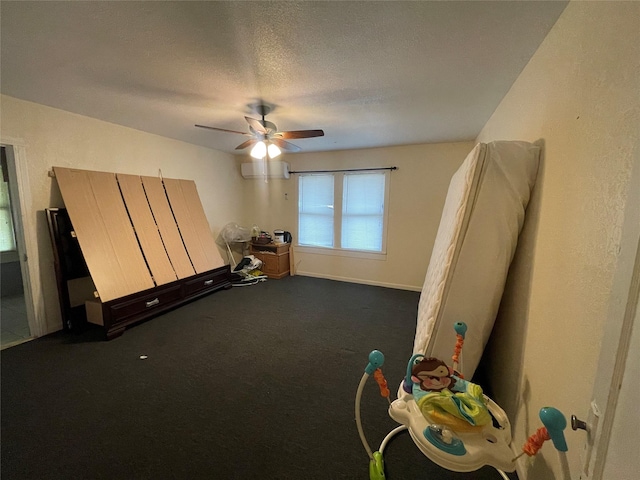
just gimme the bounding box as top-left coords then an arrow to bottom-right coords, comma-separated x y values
240,161 -> 290,179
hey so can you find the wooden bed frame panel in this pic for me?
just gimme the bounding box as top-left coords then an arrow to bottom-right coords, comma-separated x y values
163,177 -> 215,274
177,179 -> 225,270
51,168 -> 232,339
87,170 -> 157,296
141,176 -> 196,279
54,168 -> 154,301
116,173 -> 178,286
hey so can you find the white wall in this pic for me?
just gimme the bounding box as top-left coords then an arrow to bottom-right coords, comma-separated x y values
0,95 -> 243,335
474,2 -> 639,479
239,142 -> 474,290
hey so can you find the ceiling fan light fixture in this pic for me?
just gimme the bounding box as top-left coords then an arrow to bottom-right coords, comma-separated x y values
195,103 -> 324,154
250,141 -> 267,159
267,143 -> 282,158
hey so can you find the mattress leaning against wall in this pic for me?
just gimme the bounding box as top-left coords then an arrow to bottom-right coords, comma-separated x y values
413,141 -> 540,379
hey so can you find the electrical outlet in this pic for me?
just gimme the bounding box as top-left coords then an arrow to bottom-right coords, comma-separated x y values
580,400 -> 601,479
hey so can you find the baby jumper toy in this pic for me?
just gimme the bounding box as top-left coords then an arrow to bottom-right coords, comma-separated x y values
355,322 -> 570,479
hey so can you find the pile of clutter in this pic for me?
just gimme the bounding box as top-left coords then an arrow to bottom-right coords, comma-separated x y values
216,222 -> 270,286
232,254 -> 268,286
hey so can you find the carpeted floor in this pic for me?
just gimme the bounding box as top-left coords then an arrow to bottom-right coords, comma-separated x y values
1,276 -> 516,479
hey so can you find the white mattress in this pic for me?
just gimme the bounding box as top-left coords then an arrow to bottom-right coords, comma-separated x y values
413,141 -> 540,378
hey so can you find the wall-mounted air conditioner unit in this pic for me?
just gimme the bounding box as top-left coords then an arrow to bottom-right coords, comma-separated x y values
240,161 -> 290,179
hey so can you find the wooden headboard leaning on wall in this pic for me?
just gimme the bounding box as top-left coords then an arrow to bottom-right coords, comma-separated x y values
51,167 -> 231,339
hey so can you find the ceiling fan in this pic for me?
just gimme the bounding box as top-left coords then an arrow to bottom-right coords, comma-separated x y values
195,104 -> 324,158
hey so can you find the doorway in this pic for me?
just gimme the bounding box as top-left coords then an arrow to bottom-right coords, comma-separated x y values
1,145 -> 31,348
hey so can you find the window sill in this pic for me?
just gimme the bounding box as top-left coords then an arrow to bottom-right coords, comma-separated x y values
294,245 -> 387,260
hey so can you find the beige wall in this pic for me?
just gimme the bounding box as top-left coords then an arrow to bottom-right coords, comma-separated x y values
1,95 -> 243,335
239,142 -> 474,290
0,95 -> 472,335
475,2 -> 639,479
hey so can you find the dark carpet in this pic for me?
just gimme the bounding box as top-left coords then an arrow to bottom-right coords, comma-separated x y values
1,276 -> 516,479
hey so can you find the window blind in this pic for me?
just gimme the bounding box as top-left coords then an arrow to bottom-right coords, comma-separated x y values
298,174 -> 334,247
341,172 -> 385,251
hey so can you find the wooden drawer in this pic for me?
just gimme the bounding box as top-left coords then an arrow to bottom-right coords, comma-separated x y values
83,265 -> 231,340
183,271 -> 225,297
108,285 -> 182,324
260,254 -> 279,274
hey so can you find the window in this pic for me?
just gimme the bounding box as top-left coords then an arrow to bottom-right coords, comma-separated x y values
0,150 -> 16,253
298,174 -> 334,247
341,173 -> 385,251
298,171 -> 388,254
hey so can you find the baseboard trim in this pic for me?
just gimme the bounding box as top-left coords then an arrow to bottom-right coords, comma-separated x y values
295,270 -> 421,292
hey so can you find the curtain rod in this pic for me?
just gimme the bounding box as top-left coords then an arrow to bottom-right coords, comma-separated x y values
288,166 -> 397,174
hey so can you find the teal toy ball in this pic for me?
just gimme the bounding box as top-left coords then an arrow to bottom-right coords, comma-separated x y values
454,322 -> 467,338
365,350 -> 385,374
539,407 -> 568,452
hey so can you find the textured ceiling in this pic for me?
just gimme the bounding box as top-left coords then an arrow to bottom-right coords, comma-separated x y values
0,1 -> 568,155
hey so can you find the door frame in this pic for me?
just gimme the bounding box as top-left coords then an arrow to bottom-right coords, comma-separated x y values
583,158 -> 640,479
1,137 -> 46,338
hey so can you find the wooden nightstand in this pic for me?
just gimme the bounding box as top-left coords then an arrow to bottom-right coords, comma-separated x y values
249,242 -> 290,279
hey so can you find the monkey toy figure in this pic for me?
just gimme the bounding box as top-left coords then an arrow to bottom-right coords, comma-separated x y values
411,357 -> 465,393
409,356 -> 490,428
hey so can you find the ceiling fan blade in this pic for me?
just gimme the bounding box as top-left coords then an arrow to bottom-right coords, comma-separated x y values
195,124 -> 247,135
245,116 -> 268,135
275,129 -> 325,139
235,138 -> 259,150
270,137 -> 301,152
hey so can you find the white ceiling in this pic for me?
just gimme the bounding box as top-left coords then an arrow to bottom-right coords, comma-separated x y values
1,1 -> 568,155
